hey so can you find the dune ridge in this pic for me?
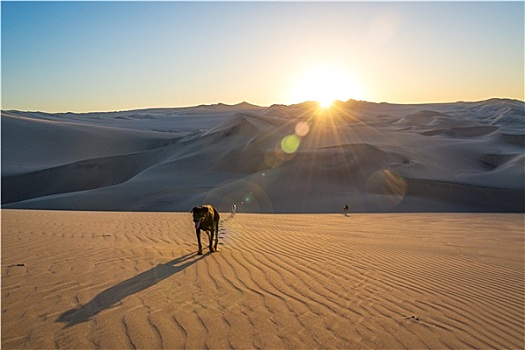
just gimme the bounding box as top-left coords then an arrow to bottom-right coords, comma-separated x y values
2,210 -> 523,349
2,98 -> 524,212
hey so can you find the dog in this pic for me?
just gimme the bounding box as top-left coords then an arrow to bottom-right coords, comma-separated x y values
191,205 -> 220,255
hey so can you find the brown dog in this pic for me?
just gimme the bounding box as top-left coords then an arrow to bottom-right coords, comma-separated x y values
191,205 -> 220,255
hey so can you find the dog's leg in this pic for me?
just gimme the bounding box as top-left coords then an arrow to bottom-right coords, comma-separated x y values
213,220 -> 219,251
196,229 -> 203,255
208,229 -> 215,252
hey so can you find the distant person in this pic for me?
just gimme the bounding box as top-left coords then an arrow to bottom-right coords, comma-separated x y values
343,205 -> 349,216
231,202 -> 237,215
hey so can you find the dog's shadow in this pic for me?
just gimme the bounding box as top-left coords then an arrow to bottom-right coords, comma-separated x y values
56,252 -> 206,328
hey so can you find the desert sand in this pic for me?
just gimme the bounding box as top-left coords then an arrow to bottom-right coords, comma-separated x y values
1,99 -> 524,348
2,99 -> 524,213
1,209 -> 524,349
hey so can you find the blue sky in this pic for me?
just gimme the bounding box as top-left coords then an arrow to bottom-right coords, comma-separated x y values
2,1 -> 524,112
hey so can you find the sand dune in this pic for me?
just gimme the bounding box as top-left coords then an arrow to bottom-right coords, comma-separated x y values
2,98 -> 524,212
2,210 -> 523,349
1,111 -> 180,175
2,100 -> 523,349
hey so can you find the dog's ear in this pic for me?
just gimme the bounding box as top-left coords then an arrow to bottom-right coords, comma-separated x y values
191,207 -> 197,213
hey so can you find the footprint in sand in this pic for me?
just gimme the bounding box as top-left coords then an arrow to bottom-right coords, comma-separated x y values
218,224 -> 227,241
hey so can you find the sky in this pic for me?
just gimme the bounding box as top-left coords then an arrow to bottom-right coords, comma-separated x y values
1,1 -> 524,113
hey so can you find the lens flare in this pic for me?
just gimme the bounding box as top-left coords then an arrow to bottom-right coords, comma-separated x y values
365,169 -> 407,209
281,134 -> 301,154
295,121 -> 310,137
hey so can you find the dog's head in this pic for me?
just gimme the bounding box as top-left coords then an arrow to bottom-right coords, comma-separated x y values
191,206 -> 208,229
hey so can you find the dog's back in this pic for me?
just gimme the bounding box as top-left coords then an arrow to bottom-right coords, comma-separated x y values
203,205 -> 219,229
208,205 -> 220,224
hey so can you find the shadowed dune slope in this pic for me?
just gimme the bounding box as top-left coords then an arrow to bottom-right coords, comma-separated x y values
2,99 -> 524,212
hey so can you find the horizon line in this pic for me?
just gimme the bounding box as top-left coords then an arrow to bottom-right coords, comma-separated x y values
2,97 -> 524,115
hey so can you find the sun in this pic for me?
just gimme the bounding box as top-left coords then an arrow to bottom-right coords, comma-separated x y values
289,65 -> 362,108
318,97 -> 335,109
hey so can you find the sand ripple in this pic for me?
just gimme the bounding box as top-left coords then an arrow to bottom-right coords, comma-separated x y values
2,210 -> 524,349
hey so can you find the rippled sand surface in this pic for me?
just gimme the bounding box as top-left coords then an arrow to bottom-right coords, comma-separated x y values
2,210 -> 524,349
